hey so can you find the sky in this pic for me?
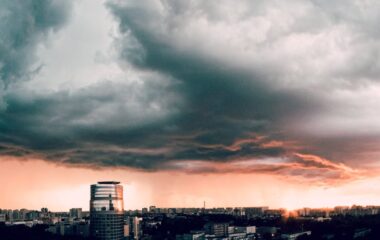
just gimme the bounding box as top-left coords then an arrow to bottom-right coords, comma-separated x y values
1,0 -> 380,211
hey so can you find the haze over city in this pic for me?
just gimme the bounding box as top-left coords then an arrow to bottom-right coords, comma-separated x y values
2,0 -> 380,212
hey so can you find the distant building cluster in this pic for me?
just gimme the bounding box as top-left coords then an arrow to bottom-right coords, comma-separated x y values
0,207 -> 90,237
125,206 -> 285,218
176,223 -> 258,240
294,205 -> 380,220
176,224 -> 311,240
1,182 -> 380,240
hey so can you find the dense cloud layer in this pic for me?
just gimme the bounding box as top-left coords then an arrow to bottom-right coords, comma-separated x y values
1,0 -> 380,183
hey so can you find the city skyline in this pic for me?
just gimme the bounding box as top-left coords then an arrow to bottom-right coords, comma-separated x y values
2,0 -> 380,212
4,189 -> 380,240
4,195 -> 380,214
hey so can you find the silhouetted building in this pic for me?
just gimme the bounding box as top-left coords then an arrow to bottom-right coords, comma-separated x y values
204,222 -> 229,237
245,207 -> 268,218
176,231 -> 205,240
90,181 -> 124,240
70,208 -> 82,219
149,206 -> 156,213
0,214 -> 5,223
142,208 -> 148,215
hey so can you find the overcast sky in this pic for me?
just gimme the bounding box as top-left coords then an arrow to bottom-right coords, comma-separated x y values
1,0 -> 380,210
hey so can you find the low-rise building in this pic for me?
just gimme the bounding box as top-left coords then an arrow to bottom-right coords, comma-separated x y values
281,231 -> 311,240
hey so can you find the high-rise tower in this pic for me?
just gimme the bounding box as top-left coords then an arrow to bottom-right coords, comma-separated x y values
90,181 -> 124,240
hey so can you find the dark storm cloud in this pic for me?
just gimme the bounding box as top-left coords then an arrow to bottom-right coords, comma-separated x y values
0,0 -> 345,179
0,0 -> 304,171
0,80 -> 290,170
1,0 -> 378,182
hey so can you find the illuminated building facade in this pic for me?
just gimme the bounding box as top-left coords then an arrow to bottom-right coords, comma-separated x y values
90,181 -> 124,240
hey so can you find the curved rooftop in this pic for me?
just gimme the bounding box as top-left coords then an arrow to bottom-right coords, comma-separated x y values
97,181 -> 121,184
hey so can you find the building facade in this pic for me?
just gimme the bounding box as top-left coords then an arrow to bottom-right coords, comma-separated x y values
70,208 -> 82,219
204,222 -> 229,237
90,181 -> 124,240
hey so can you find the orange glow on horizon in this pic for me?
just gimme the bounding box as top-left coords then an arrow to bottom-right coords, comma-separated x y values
1,157 -> 380,212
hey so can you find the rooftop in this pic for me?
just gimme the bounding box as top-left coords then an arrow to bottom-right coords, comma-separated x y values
97,181 -> 121,185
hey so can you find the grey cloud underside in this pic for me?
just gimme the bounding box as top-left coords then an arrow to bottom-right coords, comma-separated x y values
0,79 -> 289,170
0,0 -> 378,180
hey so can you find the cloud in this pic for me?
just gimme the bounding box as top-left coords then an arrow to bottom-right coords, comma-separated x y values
107,0 -> 380,87
0,0 -> 72,109
157,152 -> 363,185
0,0 -> 380,184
